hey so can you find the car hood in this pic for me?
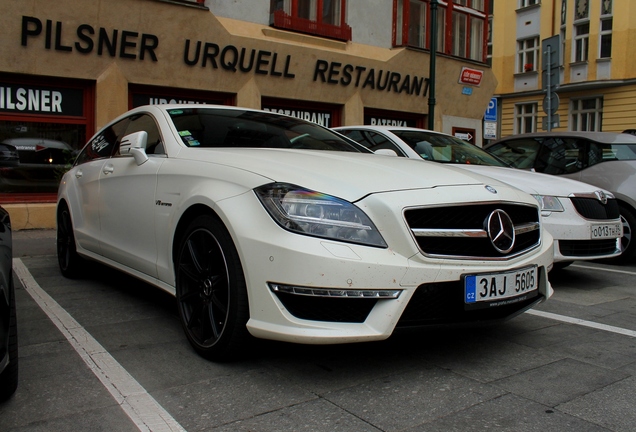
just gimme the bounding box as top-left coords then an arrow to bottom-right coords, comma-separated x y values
176,148 -> 510,202
454,164 -> 610,196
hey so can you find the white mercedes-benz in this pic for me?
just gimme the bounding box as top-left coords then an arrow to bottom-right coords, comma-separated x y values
334,126 -> 623,270
57,105 -> 553,361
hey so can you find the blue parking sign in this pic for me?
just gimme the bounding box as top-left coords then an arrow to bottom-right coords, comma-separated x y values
485,98 -> 497,122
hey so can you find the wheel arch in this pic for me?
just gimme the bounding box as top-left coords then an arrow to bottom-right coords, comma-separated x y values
172,204 -> 224,265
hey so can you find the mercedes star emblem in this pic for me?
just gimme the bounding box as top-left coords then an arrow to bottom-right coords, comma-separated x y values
486,209 -> 515,253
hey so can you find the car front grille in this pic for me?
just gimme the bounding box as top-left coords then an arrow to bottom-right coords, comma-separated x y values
396,277 -> 545,328
404,203 -> 541,259
559,239 -> 619,257
570,197 -> 620,220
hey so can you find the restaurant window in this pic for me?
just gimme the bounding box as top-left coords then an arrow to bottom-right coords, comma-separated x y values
393,0 -> 489,63
0,74 -> 94,202
270,0 -> 351,41
571,97 -> 602,131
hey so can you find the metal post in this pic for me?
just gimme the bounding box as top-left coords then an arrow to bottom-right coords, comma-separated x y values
546,44 -> 552,132
428,0 -> 438,130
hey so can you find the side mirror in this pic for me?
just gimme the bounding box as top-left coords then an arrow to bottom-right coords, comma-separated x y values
120,131 -> 149,165
374,149 -> 398,157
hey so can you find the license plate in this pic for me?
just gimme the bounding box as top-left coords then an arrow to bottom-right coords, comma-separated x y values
591,223 -> 622,239
464,266 -> 538,309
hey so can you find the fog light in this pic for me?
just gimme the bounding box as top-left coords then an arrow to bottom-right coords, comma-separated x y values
269,283 -> 402,299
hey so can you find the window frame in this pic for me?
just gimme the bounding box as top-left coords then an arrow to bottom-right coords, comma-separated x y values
514,102 -> 538,134
599,1 -> 613,59
572,21 -> 590,62
518,0 -> 539,8
270,0 -> 351,41
571,97 -> 603,131
517,37 -> 539,73
393,0 -> 489,63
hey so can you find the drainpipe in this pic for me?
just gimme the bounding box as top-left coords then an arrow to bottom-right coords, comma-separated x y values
428,0 -> 438,130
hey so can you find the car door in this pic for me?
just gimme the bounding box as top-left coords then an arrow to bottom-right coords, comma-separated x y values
97,113 -> 165,278
68,119 -> 129,254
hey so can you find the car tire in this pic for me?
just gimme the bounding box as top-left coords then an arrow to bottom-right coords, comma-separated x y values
56,202 -> 84,278
615,204 -> 636,263
0,277 -> 18,401
175,214 -> 251,361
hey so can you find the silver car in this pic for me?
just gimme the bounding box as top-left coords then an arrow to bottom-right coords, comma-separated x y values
485,131 -> 636,263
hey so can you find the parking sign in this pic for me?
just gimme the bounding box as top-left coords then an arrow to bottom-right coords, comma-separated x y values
485,98 -> 497,122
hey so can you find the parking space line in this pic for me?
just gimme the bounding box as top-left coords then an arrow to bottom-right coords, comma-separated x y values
526,309 -> 636,338
571,263 -> 636,276
13,258 -> 186,432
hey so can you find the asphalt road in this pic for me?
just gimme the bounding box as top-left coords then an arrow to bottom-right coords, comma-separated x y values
1,229 -> 635,431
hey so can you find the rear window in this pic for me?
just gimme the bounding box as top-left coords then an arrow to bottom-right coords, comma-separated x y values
596,143 -> 636,161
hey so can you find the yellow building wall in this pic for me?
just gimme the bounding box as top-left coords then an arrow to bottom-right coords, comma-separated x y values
493,0 -> 636,137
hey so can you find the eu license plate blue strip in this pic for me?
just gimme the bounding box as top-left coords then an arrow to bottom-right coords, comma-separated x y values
465,276 -> 477,303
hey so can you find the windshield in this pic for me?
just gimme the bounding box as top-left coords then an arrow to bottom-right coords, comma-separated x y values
391,130 -> 509,166
168,108 -> 367,152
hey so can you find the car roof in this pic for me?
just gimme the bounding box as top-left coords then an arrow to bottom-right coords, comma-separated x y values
489,131 -> 636,145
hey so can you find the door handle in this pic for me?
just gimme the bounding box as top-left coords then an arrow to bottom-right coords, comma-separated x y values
75,169 -> 83,179
103,164 -> 114,175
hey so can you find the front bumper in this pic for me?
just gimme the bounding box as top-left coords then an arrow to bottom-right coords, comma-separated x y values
542,200 -> 622,262
219,185 -> 554,345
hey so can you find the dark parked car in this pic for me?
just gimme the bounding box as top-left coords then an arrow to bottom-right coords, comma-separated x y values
0,143 -> 19,168
0,137 -> 76,193
485,131 -> 636,262
0,205 -> 17,401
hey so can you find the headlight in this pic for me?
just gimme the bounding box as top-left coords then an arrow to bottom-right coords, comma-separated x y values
255,183 -> 388,248
532,195 -> 564,212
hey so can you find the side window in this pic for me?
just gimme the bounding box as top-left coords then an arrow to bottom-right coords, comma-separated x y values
74,119 -> 129,165
365,131 -> 405,155
538,138 -> 583,175
488,139 -> 540,170
587,141 -> 605,167
121,114 -> 164,155
343,130 -> 406,156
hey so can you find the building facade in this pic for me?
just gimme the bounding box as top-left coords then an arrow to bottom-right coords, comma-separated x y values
0,0 -> 493,228
490,0 -> 636,138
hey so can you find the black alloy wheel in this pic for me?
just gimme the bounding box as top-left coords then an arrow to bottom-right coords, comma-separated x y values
176,215 -> 250,361
56,202 -> 84,278
616,204 -> 636,263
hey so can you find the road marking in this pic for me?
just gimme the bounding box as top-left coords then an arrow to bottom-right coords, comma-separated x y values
13,258 -> 186,432
526,309 -> 636,338
571,263 -> 636,276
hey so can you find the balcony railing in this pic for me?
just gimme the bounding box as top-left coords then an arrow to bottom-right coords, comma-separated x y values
271,10 -> 352,42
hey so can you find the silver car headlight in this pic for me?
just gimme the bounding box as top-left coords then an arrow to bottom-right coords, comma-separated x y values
532,195 -> 564,212
255,183 -> 388,248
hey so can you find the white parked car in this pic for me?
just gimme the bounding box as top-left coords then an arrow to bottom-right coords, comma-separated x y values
57,105 -> 554,361
334,126 -> 622,269
485,131 -> 636,263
